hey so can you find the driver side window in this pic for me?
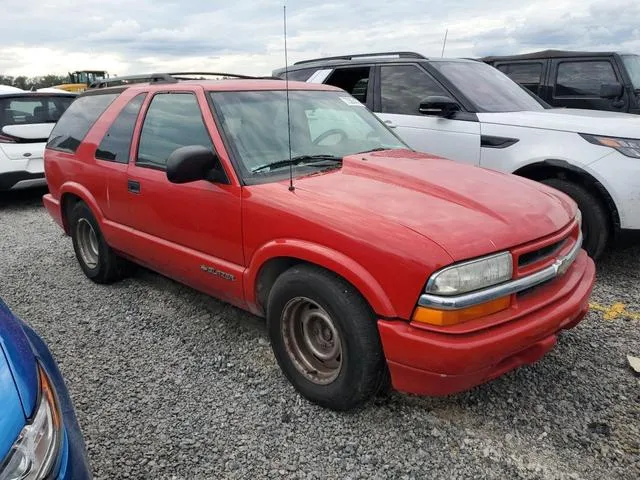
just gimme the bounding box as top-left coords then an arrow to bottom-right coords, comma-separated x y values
137,93 -> 213,170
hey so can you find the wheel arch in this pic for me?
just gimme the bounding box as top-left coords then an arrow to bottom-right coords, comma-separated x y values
512,159 -> 620,231
245,240 -> 397,319
59,182 -> 105,235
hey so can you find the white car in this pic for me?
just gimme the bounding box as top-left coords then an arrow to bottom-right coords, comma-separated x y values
273,52 -> 640,259
0,86 -> 76,191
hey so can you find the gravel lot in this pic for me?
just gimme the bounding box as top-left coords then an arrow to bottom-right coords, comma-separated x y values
1,188 -> 639,480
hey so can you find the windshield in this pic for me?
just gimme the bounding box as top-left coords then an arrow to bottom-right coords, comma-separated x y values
210,90 -> 407,179
432,61 -> 546,112
622,55 -> 640,90
0,95 -> 74,129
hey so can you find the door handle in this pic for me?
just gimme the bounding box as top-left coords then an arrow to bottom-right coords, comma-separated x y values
127,179 -> 140,194
384,120 -> 397,129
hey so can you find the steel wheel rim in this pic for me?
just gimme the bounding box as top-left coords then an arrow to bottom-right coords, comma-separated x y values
281,297 -> 343,385
76,218 -> 99,269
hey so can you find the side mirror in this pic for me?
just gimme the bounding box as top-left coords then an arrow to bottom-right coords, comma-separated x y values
600,82 -> 623,99
419,96 -> 461,117
166,145 -> 226,184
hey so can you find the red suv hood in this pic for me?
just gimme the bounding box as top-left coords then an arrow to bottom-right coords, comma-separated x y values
293,150 -> 575,260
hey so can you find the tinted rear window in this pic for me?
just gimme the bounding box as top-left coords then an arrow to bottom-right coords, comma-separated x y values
47,93 -> 118,153
0,95 -> 74,128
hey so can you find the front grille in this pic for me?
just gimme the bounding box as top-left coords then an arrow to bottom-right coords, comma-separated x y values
518,238 -> 566,268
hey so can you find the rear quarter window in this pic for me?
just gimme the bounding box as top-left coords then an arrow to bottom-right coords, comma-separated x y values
47,93 -> 119,153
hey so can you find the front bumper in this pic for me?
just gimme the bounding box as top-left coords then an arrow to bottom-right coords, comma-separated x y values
378,250 -> 595,397
589,151 -> 640,230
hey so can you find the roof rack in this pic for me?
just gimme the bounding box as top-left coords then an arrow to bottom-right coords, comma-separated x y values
89,73 -> 175,89
88,72 -> 278,89
293,51 -> 427,65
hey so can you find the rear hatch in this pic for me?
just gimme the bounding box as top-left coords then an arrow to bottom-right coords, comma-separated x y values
0,93 -> 75,161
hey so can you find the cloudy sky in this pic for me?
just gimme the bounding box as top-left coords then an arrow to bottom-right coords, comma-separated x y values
2,0 -> 639,78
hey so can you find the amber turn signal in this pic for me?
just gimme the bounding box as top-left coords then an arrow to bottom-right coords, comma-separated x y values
412,296 -> 511,326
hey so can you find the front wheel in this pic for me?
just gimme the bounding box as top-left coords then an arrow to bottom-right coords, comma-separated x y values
541,178 -> 610,260
267,265 -> 387,411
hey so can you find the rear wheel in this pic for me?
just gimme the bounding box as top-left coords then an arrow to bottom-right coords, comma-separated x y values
541,178 -> 609,259
266,264 -> 387,411
69,201 -> 132,283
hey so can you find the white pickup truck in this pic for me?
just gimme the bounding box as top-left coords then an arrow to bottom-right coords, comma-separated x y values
274,52 -> 640,259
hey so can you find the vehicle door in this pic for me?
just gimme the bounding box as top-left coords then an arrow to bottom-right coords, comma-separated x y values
372,64 -> 481,165
124,88 -> 244,304
549,57 -> 629,112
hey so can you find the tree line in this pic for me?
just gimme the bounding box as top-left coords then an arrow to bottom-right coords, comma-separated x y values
0,75 -> 69,90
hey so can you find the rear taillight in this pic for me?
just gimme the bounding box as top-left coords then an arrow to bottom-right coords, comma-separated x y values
0,133 -> 16,143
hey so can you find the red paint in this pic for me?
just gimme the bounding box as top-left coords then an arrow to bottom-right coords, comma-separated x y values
379,252 -> 594,396
43,80 -> 596,398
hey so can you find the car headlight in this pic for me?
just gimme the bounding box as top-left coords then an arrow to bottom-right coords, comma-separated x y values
0,364 -> 63,480
581,133 -> 640,158
425,251 -> 513,296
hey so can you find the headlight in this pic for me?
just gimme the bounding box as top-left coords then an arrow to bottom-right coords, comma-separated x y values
581,133 -> 640,158
0,364 -> 63,480
425,252 -> 513,296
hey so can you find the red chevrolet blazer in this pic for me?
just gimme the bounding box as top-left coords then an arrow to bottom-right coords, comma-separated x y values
42,75 -> 595,410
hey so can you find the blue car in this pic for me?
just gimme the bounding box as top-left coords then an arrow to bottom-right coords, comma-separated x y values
0,298 -> 92,479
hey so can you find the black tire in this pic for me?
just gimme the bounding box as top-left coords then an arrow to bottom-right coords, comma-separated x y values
541,178 -> 609,260
69,201 -> 131,283
266,264 -> 387,411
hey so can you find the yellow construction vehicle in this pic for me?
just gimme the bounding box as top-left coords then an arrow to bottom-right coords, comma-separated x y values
52,70 -> 110,93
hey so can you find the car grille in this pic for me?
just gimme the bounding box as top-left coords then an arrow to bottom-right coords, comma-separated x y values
518,238 -> 567,268
510,220 -> 580,299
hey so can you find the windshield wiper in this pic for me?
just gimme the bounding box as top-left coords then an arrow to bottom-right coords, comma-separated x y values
252,155 -> 342,173
354,147 -> 391,154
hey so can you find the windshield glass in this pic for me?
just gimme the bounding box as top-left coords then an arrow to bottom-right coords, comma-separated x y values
210,90 -> 407,179
0,95 -> 75,129
432,61 -> 545,112
622,55 -> 640,89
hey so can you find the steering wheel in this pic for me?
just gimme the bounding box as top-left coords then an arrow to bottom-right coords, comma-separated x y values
313,129 -> 348,145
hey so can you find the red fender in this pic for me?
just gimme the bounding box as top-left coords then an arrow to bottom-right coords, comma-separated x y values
244,239 -> 396,318
58,181 -> 105,230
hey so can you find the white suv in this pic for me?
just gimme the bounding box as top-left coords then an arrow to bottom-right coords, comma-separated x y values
0,86 -> 76,191
273,52 -> 640,259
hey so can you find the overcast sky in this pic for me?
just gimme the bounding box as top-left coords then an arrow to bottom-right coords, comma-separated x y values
2,0 -> 639,77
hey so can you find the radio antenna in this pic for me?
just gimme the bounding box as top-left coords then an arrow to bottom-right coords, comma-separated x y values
441,28 -> 448,57
283,4 -> 294,192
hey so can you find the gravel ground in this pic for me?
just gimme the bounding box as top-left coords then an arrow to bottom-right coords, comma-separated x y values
1,188 -> 639,480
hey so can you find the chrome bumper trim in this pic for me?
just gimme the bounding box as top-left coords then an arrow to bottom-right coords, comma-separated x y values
418,232 -> 583,311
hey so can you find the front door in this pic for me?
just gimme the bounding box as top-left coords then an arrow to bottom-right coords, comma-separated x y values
373,64 -> 481,165
124,90 -> 244,304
